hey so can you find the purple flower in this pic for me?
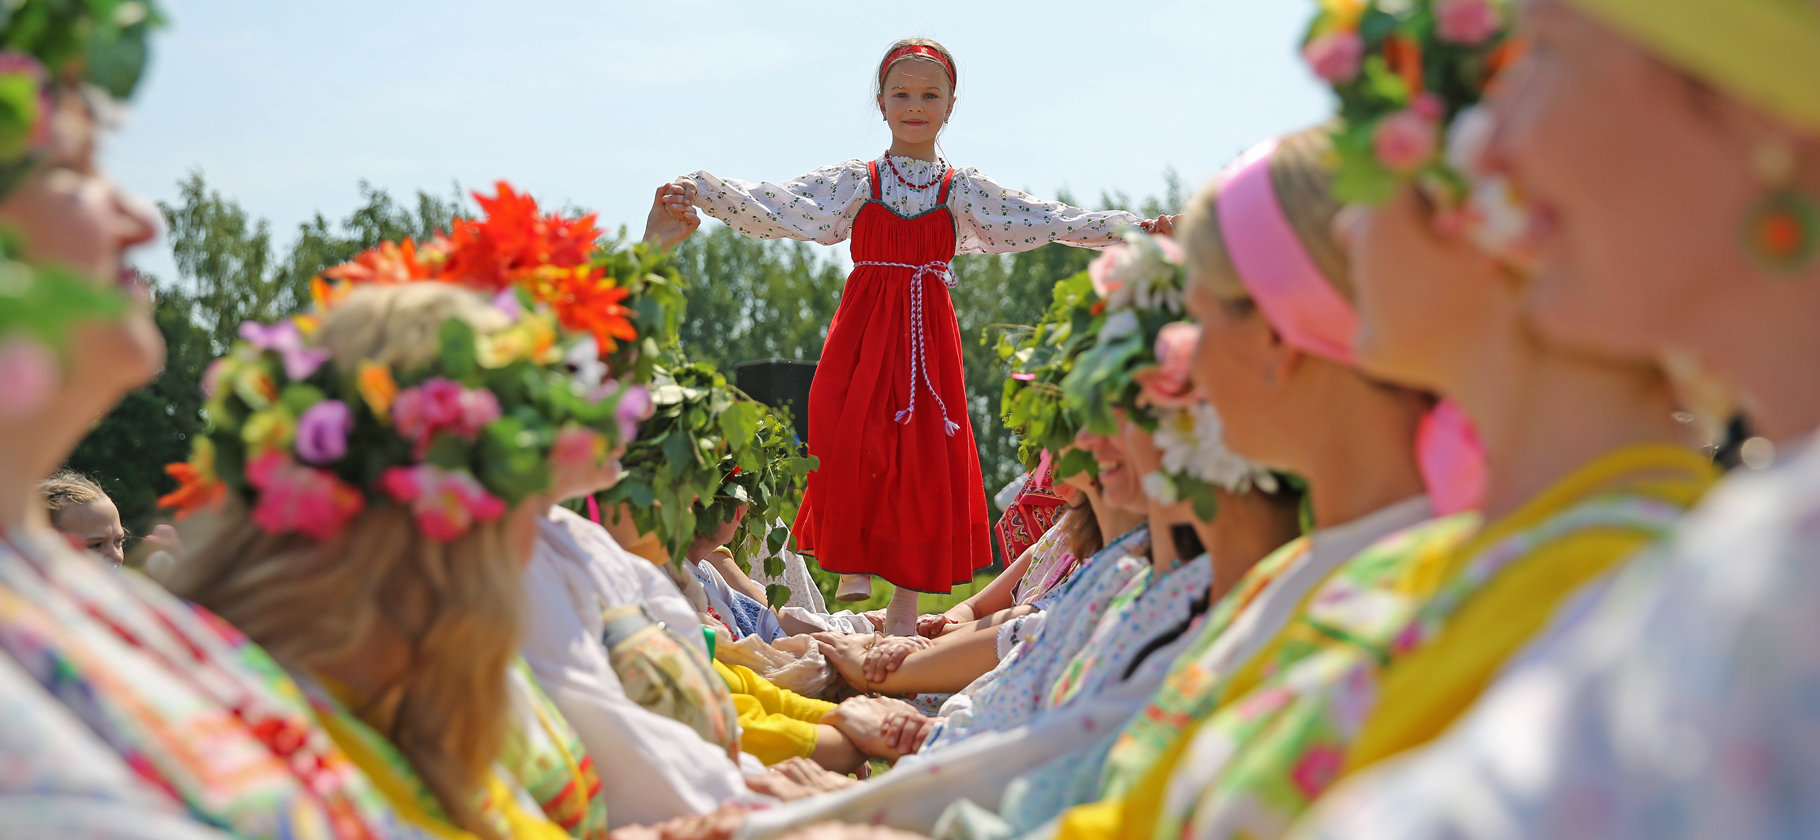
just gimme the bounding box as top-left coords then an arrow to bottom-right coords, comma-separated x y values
614,383 -> 652,443
238,319 -> 331,381
294,399 -> 353,465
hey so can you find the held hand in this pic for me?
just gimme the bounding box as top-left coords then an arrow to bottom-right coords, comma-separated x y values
643,180 -> 701,251
1141,214 -> 1180,237
811,632 -> 872,690
916,613 -> 957,638
862,634 -> 931,684
823,696 -> 930,761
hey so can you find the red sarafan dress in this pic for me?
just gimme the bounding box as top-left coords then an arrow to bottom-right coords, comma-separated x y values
792,164 -> 986,592
683,154 -> 1143,593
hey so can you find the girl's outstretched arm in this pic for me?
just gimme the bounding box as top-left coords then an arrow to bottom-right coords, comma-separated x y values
643,182 -> 701,251
678,160 -> 872,245
950,168 -> 1147,255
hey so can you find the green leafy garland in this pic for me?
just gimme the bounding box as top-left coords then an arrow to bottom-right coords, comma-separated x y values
595,238 -> 690,385
592,357 -> 814,570
998,269 -> 1104,482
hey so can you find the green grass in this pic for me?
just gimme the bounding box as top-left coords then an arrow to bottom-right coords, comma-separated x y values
806,569 -> 999,614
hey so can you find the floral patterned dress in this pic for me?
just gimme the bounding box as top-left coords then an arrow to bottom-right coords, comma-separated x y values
502,660 -> 609,839
0,530 -> 424,839
1155,446 -> 1714,840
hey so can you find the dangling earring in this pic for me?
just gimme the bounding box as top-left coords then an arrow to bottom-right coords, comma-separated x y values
1743,136 -> 1819,273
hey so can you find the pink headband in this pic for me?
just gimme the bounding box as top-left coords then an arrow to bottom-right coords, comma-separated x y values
1214,138 -> 1485,514
1216,138 -> 1359,365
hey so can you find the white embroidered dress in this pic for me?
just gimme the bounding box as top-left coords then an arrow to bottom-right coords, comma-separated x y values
683,155 -> 1142,254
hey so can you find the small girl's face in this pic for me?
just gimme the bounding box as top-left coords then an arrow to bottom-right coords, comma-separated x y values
877,60 -> 952,147
54,497 -> 126,566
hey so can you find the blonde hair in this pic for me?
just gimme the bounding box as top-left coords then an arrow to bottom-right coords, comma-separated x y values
1178,127 -> 1353,306
40,469 -> 109,530
875,37 -> 958,97
166,284 -> 522,840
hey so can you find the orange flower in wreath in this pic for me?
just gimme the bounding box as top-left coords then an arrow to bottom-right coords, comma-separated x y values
440,182 -> 605,292
527,264 -> 638,353
158,438 -> 227,520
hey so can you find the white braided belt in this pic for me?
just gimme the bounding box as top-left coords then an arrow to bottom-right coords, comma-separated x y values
852,259 -> 961,436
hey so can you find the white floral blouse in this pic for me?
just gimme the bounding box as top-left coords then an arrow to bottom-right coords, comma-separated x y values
682,155 -> 1144,254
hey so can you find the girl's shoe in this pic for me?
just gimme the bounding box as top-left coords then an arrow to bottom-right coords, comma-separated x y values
836,574 -> 873,602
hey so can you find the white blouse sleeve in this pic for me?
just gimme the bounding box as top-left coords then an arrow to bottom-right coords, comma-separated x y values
683,160 -> 871,245
948,167 -> 1145,255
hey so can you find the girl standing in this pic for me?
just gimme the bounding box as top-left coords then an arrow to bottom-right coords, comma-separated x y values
651,38 -> 1163,634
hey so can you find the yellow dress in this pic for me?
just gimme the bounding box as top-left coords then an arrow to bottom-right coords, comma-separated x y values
714,660 -> 838,766
1342,444 -> 1717,771
311,679 -> 574,840
1056,443 -> 1716,840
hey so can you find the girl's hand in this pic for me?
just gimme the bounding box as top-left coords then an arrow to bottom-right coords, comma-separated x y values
1140,214 -> 1180,237
643,180 -> 701,251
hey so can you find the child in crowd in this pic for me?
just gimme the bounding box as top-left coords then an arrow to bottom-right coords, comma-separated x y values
38,470 -> 127,566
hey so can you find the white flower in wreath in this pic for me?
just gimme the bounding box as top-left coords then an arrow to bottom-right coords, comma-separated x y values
1142,470 -> 1179,504
1089,229 -> 1186,314
1154,402 -> 1278,493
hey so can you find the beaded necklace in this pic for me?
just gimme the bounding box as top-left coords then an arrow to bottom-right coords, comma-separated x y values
882,152 -> 948,191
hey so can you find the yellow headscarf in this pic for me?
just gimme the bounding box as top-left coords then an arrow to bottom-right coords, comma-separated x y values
1560,0 -> 1820,133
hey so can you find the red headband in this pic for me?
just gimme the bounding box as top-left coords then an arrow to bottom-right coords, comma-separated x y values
879,45 -> 956,89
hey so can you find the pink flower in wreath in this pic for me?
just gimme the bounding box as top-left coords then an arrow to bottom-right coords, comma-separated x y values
1290,745 -> 1347,799
244,450 -> 365,541
1303,30 -> 1365,83
1374,94 -> 1445,173
1436,0 -> 1503,46
0,335 -> 57,419
392,377 -> 501,454
1134,321 -> 1203,409
381,463 -> 508,542
553,425 -> 602,467
1087,243 -> 1129,302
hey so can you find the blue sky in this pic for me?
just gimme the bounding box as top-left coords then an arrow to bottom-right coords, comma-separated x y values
107,0 -> 1332,282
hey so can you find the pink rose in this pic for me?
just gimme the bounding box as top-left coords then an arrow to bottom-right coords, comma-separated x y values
1303,30 -> 1365,83
1436,0 -> 1503,46
381,464 -> 509,542
244,451 -> 366,541
1373,95 -> 1443,173
1133,321 -> 1204,409
0,335 -> 57,419
1087,243 -> 1129,301
392,377 -> 500,455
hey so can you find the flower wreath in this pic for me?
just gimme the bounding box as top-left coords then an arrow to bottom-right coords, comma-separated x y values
1059,229 -> 1277,518
591,358 -> 815,572
160,184 -> 649,543
1304,0 -> 1517,213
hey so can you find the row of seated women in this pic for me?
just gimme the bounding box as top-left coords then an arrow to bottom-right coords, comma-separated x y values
6,0 -> 1820,838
